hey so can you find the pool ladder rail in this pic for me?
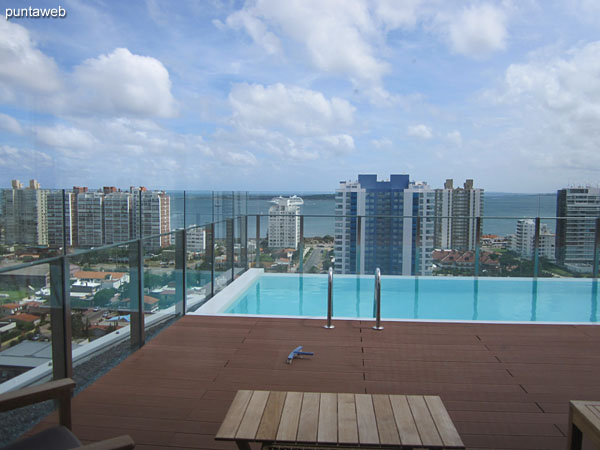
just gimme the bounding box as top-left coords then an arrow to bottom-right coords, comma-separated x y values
324,267 -> 384,331
324,267 -> 335,329
373,267 -> 383,330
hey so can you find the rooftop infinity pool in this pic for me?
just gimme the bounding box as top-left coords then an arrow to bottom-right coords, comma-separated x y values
210,273 -> 599,323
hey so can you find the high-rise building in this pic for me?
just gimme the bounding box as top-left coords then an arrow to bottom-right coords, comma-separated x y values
334,174 -> 434,275
434,179 -> 484,250
77,192 -> 104,247
131,189 -> 171,250
556,187 -> 600,272
509,219 -> 555,261
47,191 -> 75,247
267,196 -> 303,249
1,179 -> 48,245
187,226 -> 206,252
104,192 -> 132,245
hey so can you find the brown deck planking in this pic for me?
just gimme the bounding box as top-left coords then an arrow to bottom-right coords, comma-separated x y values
16,315 -> 600,449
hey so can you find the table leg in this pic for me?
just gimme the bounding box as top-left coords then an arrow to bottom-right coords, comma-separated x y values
235,440 -> 252,450
568,423 -> 583,450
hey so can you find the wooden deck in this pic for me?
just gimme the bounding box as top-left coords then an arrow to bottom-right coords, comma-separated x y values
28,316 -> 600,449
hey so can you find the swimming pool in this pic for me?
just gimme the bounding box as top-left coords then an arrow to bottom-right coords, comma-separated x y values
221,273 -> 599,323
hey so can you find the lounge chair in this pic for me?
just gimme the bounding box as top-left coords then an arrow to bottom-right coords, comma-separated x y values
0,378 -> 134,450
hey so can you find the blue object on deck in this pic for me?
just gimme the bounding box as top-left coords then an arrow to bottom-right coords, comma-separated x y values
286,346 -> 314,364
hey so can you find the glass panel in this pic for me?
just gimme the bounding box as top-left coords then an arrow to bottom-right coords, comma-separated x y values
0,262 -> 52,386
213,220 -> 229,293
142,233 -> 180,331
186,225 -> 211,312
184,191 -> 213,228
67,245 -> 134,383
303,216 -> 334,274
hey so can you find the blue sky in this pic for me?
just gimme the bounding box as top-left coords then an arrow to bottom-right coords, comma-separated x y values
1,0 -> 599,192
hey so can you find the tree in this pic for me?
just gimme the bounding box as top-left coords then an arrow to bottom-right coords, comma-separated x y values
93,288 -> 117,307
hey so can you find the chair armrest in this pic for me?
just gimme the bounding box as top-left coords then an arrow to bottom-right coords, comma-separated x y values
78,435 -> 135,450
0,378 -> 75,412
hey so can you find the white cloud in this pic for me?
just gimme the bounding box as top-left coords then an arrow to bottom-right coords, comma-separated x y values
226,8 -> 282,55
446,130 -> 462,146
0,145 -> 53,171
229,83 -> 355,136
407,124 -> 433,139
35,125 -> 96,151
445,3 -> 507,59
224,0 -> 390,101
219,150 -> 258,166
0,113 -> 23,135
371,137 -> 393,149
321,134 -> 355,154
492,41 -> 600,175
0,20 -> 62,94
72,48 -> 177,118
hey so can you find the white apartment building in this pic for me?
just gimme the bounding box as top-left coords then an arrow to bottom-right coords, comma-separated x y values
510,219 -> 556,261
187,226 -> 206,252
47,191 -> 75,247
434,179 -> 483,250
267,196 -> 303,249
334,181 -> 366,274
77,192 -> 104,247
1,180 -> 48,246
556,187 -> 600,271
131,189 -> 171,251
104,192 -> 133,245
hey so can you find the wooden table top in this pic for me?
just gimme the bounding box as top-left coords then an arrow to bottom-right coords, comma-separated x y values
216,390 -> 464,449
570,401 -> 600,447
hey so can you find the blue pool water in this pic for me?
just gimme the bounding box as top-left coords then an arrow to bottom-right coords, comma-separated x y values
225,274 -> 599,323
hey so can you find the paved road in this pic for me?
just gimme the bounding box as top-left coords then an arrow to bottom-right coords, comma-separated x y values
303,247 -> 323,273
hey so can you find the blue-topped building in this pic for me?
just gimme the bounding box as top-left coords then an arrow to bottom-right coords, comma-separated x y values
334,174 -> 434,275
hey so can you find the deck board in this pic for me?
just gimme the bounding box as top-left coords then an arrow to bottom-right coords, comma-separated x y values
21,315 -> 600,450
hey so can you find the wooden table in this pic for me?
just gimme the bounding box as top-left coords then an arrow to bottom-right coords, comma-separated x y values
568,400 -> 600,450
216,390 -> 464,449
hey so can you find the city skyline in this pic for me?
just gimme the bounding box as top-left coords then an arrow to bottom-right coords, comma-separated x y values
1,1 -> 600,192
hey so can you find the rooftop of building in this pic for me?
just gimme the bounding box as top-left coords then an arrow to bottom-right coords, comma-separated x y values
21,315 -> 600,450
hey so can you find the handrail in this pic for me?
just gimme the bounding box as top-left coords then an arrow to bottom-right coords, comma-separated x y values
372,268 -> 383,330
324,267 -> 335,329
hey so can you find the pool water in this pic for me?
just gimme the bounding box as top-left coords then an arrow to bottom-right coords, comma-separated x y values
225,274 -> 599,323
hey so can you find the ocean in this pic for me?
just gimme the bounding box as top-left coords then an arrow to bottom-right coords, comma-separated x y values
170,192 -> 558,238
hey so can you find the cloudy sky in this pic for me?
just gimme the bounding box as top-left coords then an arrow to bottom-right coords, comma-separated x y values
1,0 -> 599,192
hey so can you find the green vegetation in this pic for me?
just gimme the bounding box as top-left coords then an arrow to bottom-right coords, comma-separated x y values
93,288 -> 117,307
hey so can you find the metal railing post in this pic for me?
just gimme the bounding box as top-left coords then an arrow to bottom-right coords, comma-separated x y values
242,215 -> 248,270
227,218 -> 234,283
474,217 -> 481,277
533,217 -> 540,278
299,215 -> 304,273
372,268 -> 383,330
175,229 -> 186,316
50,256 -> 72,379
594,217 -> 600,279
324,267 -> 335,329
209,223 -> 215,297
129,239 -> 145,348
356,216 -> 362,275
256,215 -> 261,268
414,216 -> 421,276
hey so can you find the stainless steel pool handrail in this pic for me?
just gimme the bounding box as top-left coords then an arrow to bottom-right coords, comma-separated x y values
324,267 -> 335,329
373,268 -> 383,330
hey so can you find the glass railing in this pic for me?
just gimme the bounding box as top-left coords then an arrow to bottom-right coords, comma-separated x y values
247,214 -> 600,279
0,212 -> 248,391
1,204 -> 599,391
